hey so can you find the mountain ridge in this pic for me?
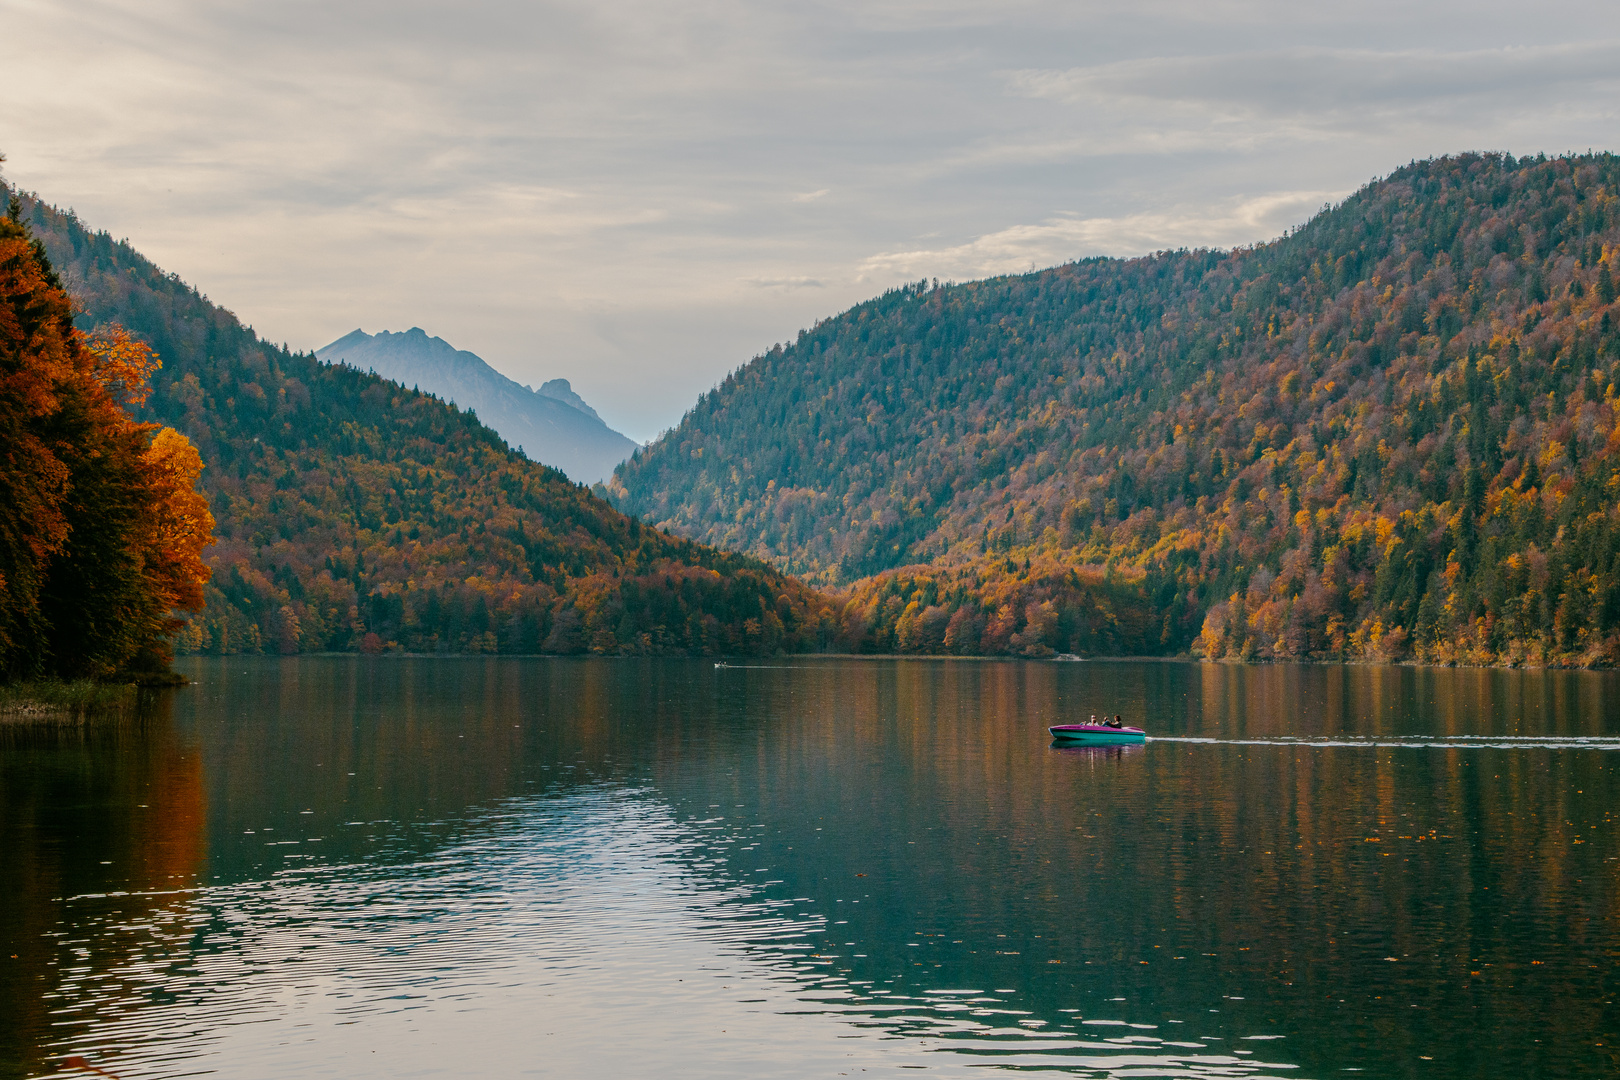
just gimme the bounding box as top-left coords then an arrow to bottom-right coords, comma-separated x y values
316,327 -> 637,484
537,377 -> 601,422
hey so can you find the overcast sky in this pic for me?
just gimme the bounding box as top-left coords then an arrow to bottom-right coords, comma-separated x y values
5,1 -> 1620,440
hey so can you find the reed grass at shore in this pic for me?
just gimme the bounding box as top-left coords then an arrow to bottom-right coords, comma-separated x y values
0,680 -> 140,722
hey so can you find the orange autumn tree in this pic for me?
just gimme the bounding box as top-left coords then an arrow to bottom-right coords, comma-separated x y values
0,196 -> 213,681
140,426 -> 214,616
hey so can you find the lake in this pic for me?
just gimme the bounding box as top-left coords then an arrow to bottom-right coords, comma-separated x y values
3,657 -> 1618,1078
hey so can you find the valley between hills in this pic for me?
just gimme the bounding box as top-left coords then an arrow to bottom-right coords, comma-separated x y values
10,151 -> 1620,669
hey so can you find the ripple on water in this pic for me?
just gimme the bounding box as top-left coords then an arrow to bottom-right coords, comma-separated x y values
38,785 -> 1300,1079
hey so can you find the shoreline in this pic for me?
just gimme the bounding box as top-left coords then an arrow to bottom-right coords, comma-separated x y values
0,681 -> 143,723
171,651 -> 1619,674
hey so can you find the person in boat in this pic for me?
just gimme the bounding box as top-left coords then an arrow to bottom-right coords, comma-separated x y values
1105,714 -> 1124,728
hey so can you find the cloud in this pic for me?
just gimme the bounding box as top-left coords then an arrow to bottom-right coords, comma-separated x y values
855,190 -> 1347,282
747,276 -> 827,289
1007,41 -> 1620,134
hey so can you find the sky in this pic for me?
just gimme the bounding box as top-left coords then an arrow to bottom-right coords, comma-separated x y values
5,1 -> 1620,441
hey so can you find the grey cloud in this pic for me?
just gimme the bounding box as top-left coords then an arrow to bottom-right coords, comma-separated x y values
747,277 -> 828,289
1011,41 -> 1620,119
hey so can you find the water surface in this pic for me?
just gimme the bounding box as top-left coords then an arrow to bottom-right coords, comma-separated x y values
3,657 -> 1618,1078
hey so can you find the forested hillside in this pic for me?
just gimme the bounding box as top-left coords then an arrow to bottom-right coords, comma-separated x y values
614,153 -> 1620,666
5,187 -> 834,657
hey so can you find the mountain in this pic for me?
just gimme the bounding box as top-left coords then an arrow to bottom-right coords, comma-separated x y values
4,185 -> 834,657
316,327 -> 637,484
537,377 -> 601,421
612,153 -> 1620,666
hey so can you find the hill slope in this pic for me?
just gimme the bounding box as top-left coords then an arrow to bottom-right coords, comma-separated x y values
6,187 -> 832,657
316,328 -> 636,484
614,153 -> 1620,666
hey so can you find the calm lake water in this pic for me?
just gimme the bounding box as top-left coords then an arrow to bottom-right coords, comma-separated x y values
3,657 -> 1618,1079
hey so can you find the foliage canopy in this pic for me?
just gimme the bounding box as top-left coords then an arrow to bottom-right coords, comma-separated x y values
0,203 -> 213,680
615,154 -> 1620,665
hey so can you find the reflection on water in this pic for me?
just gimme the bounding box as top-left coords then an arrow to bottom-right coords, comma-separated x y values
2,657 -> 1618,1078
0,713 -> 205,1079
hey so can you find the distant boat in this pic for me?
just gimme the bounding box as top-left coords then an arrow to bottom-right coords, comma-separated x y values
1048,722 -> 1146,745
714,662 -> 729,669
1053,653 -> 1084,662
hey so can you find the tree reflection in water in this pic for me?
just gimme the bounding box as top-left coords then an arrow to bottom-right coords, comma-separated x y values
2,657 -> 1616,1078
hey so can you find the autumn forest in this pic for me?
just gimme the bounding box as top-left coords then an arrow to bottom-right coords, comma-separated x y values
7,152 -> 1620,674
616,153 -> 1620,667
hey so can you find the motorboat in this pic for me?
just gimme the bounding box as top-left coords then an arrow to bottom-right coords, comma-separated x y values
1048,722 -> 1146,744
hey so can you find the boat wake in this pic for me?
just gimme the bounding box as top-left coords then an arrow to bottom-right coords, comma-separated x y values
1150,734 -> 1620,751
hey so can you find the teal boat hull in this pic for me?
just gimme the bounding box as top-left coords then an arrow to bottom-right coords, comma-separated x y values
1048,724 -> 1146,745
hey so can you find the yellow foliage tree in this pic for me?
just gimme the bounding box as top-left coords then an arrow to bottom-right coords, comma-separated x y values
141,426 -> 215,616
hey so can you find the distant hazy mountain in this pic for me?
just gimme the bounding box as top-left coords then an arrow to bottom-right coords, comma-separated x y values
537,377 -> 602,422
316,328 -> 636,483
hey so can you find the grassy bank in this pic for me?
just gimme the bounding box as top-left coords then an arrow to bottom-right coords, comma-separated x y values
0,680 -> 141,722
